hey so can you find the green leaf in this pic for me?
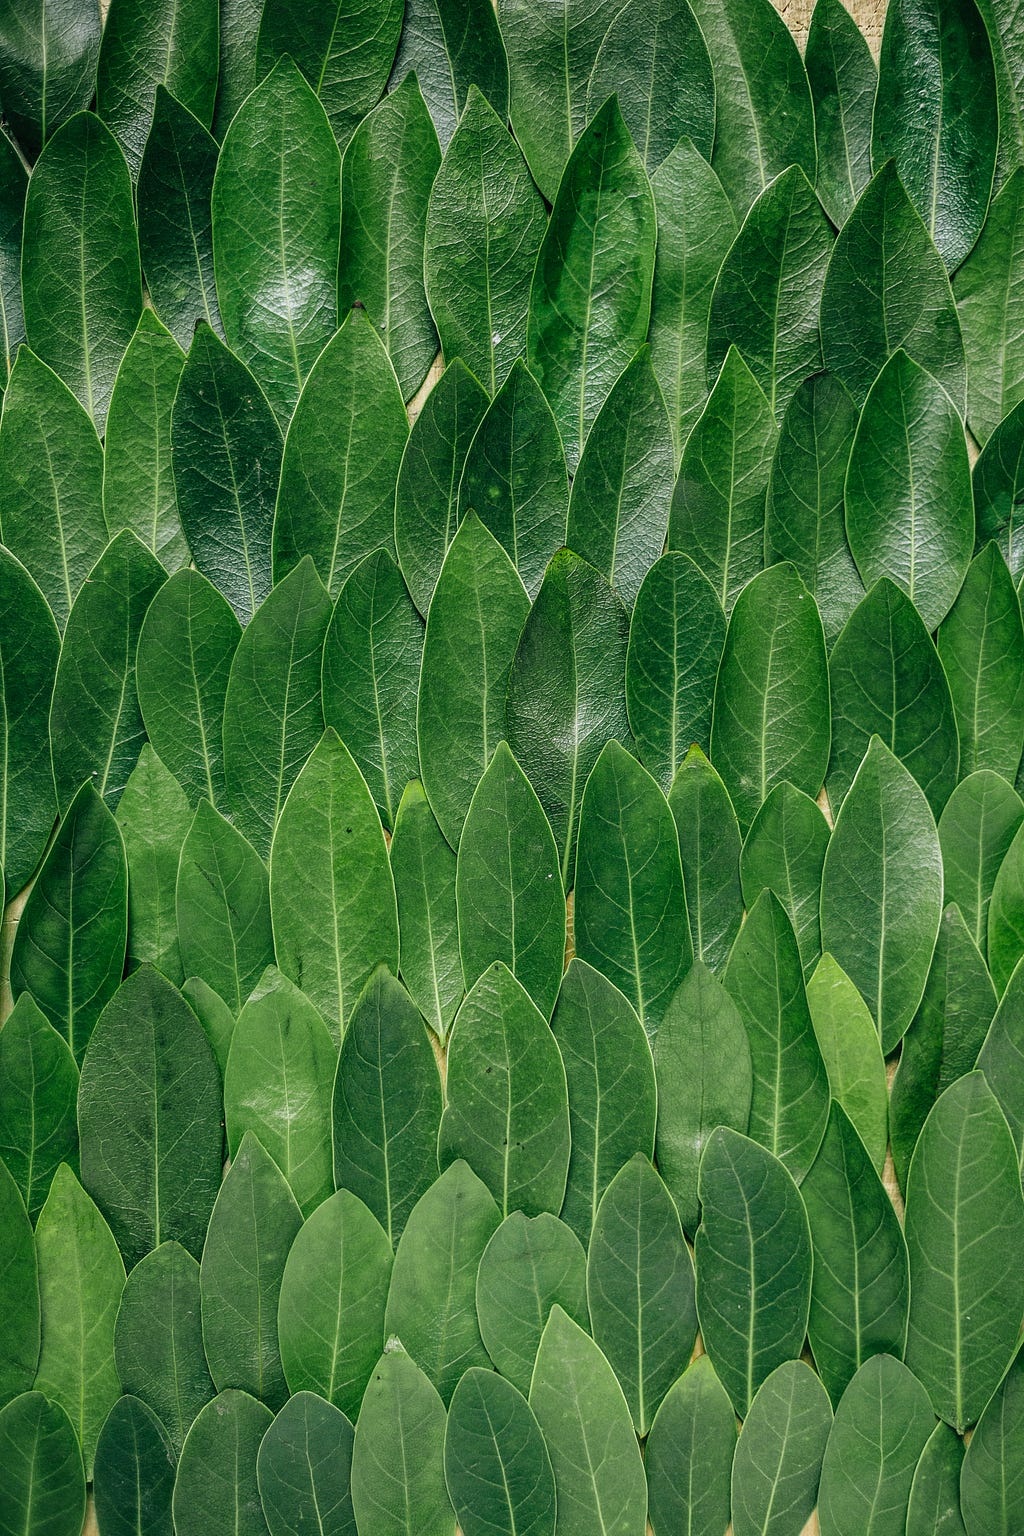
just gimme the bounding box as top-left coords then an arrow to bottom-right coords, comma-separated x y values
0,1161 -> 37,1408
806,954 -> 889,1176
667,348 -> 778,613
565,348 -> 674,608
527,97 -> 656,471
257,1391 -> 357,1536
338,77 -> 440,400
741,783 -> 830,977
211,0 -> 262,140
93,1394 -> 176,1536
0,546 -> 58,892
959,1342 -> 1024,1536
96,0 -> 218,178
0,995 -> 78,1222
102,310 -> 188,571
724,891 -> 830,1180
939,544 -> 1024,781
550,959 -> 656,1243
939,770 -> 1024,951
765,371 -> 863,648
440,963 -> 570,1216
389,780 -> 462,1040
730,1360 -> 833,1536
394,358 -> 490,619
475,1211 -> 588,1397
711,562 -> 830,832
170,323 -> 282,626
694,1127 -> 813,1417
212,59 -> 339,423
644,1356 -> 736,1536
349,1343 -> 454,1536
0,1392 -> 85,1536
805,0 -> 877,226
654,960 -> 752,1236
49,529 -> 167,816
506,550 -> 631,886
270,731 -> 399,1037
176,800 -> 273,1016
424,88 -> 546,395
444,1368 -> 555,1536
136,567 -> 242,809
587,1154 -> 696,1435
976,0 -> 1024,187
137,87 -> 222,349
989,817 -> 1024,990
21,112 -> 141,431
905,1073 -> 1024,1429
418,512 -> 530,851
321,550 -> 423,832
872,0 -> 997,271
0,130 -> 26,390
10,781 -> 127,1066
668,746 -> 745,974
820,737 -> 944,1051
456,744 -> 564,1016
827,578 -> 960,818
331,965 -> 443,1244
457,359 -> 569,602
648,138 -> 737,458
977,958 -> 1024,1174
200,1130 -> 302,1409
33,1165 -> 124,1477
0,346 -> 106,633
272,308 -> 410,598
574,741 -> 692,1039
816,1355 -> 935,1536
224,970 -> 337,1216
172,1390 -> 273,1536
182,975 -> 236,1080
954,168 -> 1024,444
906,1423 -> 968,1536
256,0 -> 403,151
820,162 -> 966,409
116,745 -> 191,982
278,1189 -> 392,1418
687,0 -> 816,216
385,1159 -> 500,1402
973,397 -> 1024,585
79,964 -> 222,1269
801,1104 -> 909,1405
0,0 -> 100,159
389,0 -> 508,152
113,1240 -> 214,1456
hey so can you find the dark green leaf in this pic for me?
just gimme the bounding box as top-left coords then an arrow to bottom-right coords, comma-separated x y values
644,1356 -> 736,1536
93,1394 -> 176,1536
805,0 -> 877,226
988,816 -> 1024,990
389,0 -> 508,151
171,1390 -> 272,1536
475,1211 -> 588,1397
0,129 -> 27,389
939,543 -> 1024,781
973,395 -> 1024,585
0,995 -> 78,1221
116,745 -> 191,982
349,1344 -> 453,1536
977,957 -> 1024,1173
740,783 -> 830,977
668,746 -> 745,974
444,1368 -> 555,1536
0,1392 -> 84,1536
211,0 -> 262,140
959,1341 -> 1024,1536
257,1391 -> 357,1536
906,1423 -> 968,1536
96,0 -> 218,178
389,780 -> 462,1040
0,546 -> 58,892
806,955 -> 889,1175
939,769 -> 1024,951
113,1241 -> 214,1456
976,0 -> 1024,187
0,1161 -> 37,1407
730,1360 -> 833,1536
954,168 -> 1024,444
816,1355 -> 935,1536
0,0 -> 100,158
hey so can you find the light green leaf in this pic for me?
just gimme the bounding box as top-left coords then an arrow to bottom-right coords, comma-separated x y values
0,0 -> 100,158
988,816 -> 1024,990
349,1343 -> 454,1536
730,1360 -> 833,1536
0,995 -> 79,1222
977,957 -> 1024,1174
444,1368 -> 555,1536
959,1342 -> 1024,1536
644,1356 -> 736,1536
0,1392 -> 85,1536
172,1390 -> 273,1536
741,783 -> 830,977
0,545 -> 59,893
668,745 -> 745,974
938,770 -> 1024,951
906,1422 -> 968,1536
256,1391 -> 357,1536
176,799 -> 273,1016
389,781 -> 462,1040
805,0 -> 877,226
955,168 -> 1024,444
182,975 -> 236,1080
816,1355 -> 935,1536
115,744 -> 191,982
388,0 -> 508,152
475,1211 -> 588,1397
806,954 -> 889,1176
96,0 -> 218,178
938,543 -> 1024,781
0,1161 -> 37,1408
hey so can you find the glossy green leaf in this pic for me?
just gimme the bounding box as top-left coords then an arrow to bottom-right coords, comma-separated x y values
741,783 -> 830,977
10,781 -> 127,1066
338,76 -> 440,400
389,0 -> 507,152
93,1393 -> 176,1536
528,1306 -> 647,1536
113,1240 -> 214,1456
872,0 -> 997,271
440,963 -> 570,1216
816,1355 -> 935,1536
977,957 -> 1024,1173
906,1422 -> 968,1536
79,964 -> 221,1269
820,162 -> 966,409
527,97 -> 656,472
0,995 -> 78,1222
989,817 -> 1024,989
939,770 -> 1024,951
176,799 -> 273,1016
667,347 -> 778,613
385,1159 -> 500,1402
668,746 -> 745,974
475,1211 -> 588,1397
806,955 -> 889,1175
955,168 -> 1024,444
820,737 -> 944,1051
418,513 -> 530,851
211,0 -> 262,140
172,1390 -> 272,1536
137,87 -> 222,349
182,975 -> 237,1080
0,1161 -> 37,1408
0,1392 -> 85,1536
694,1127 -> 813,1417
0,133 -> 25,390
939,543 -> 1024,781
33,1165 -> 124,1477
973,397 -> 1024,585
424,87 -> 546,395
224,970 -> 337,1216
0,0 -> 100,159
805,0 -> 877,226
959,1341 -> 1024,1536
349,1343 -> 454,1536
444,1368 -> 555,1536
170,323 -> 282,625
49,530 -> 167,816
321,550 -> 423,831
257,1391 -> 357,1536
0,546 -> 58,892
21,112 -> 141,430
976,0 -> 1024,187
389,780 -> 462,1040
212,60 -> 339,422
331,965 -> 443,1244
270,731 -> 399,1037
115,745 -> 190,982
731,1360 -> 833,1536
644,1356 -> 736,1536
278,1190 -> 392,1419
506,550 -> 631,886
0,346 -> 105,634
136,567 -> 242,809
